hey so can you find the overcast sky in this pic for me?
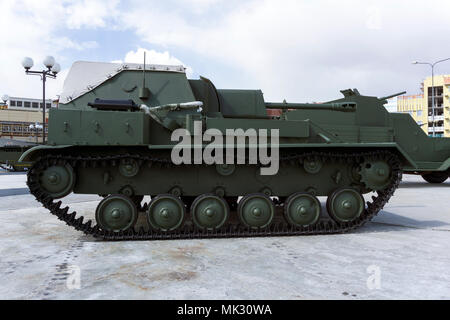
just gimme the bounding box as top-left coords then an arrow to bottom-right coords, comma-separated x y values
1,0 -> 450,106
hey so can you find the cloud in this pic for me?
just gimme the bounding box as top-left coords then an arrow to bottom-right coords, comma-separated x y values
53,38 -> 99,51
65,0 -> 120,29
366,6 -> 383,30
2,0 -> 450,105
119,0 -> 450,102
0,0 -> 118,99
178,0 -> 225,14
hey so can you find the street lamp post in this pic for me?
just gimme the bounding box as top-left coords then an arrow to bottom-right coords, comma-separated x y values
412,58 -> 450,137
29,123 -> 43,143
21,56 -> 60,144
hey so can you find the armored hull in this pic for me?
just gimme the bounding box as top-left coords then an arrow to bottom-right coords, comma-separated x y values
21,61 -> 450,240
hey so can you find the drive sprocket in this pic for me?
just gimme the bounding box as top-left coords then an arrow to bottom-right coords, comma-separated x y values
358,159 -> 392,191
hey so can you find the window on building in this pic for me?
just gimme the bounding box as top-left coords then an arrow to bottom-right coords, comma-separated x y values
24,102 -> 30,108
40,103 -> 43,108
16,101 -> 22,107
32,102 -> 38,108
46,103 -> 51,108
10,100 -> 16,106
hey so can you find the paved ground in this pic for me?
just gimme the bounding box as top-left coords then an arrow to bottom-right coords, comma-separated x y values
0,170 -> 449,299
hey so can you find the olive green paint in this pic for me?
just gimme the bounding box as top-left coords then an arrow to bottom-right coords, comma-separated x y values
19,66 -> 450,175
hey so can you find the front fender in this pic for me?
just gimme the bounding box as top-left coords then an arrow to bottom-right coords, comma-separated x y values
19,145 -> 73,162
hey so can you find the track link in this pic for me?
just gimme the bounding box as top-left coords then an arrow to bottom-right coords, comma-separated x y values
27,150 -> 402,241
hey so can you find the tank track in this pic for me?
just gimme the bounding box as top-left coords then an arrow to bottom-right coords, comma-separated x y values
27,150 -> 402,241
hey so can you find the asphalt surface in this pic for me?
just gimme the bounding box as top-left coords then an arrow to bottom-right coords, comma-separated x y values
0,171 -> 449,299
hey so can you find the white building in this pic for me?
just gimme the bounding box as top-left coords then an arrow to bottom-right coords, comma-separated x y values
0,96 -> 58,143
4,96 -> 57,111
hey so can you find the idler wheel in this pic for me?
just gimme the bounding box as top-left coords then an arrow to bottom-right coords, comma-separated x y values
359,160 -> 391,191
95,194 -> 138,232
191,194 -> 229,231
327,188 -> 365,223
284,193 -> 321,227
147,194 -> 185,231
238,193 -> 274,229
39,164 -> 75,199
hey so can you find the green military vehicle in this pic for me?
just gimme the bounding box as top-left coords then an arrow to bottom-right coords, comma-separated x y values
20,61 -> 450,240
0,138 -> 35,171
405,169 -> 448,184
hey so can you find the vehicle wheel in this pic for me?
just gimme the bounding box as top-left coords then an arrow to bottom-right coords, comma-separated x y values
95,194 -> 138,232
191,194 -> 229,231
147,194 -> 185,231
284,192 -> 321,227
238,193 -> 274,229
39,164 -> 75,199
326,188 -> 364,223
421,171 -> 448,184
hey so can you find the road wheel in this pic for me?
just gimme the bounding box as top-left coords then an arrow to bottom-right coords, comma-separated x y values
284,192 -> 321,227
147,194 -> 185,231
238,193 -> 274,229
327,188 -> 364,223
191,194 -> 229,231
95,194 -> 138,232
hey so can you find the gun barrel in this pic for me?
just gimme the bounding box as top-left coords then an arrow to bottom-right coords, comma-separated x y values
379,91 -> 407,101
265,102 -> 357,112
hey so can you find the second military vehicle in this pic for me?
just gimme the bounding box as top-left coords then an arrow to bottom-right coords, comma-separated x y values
0,138 -> 35,171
